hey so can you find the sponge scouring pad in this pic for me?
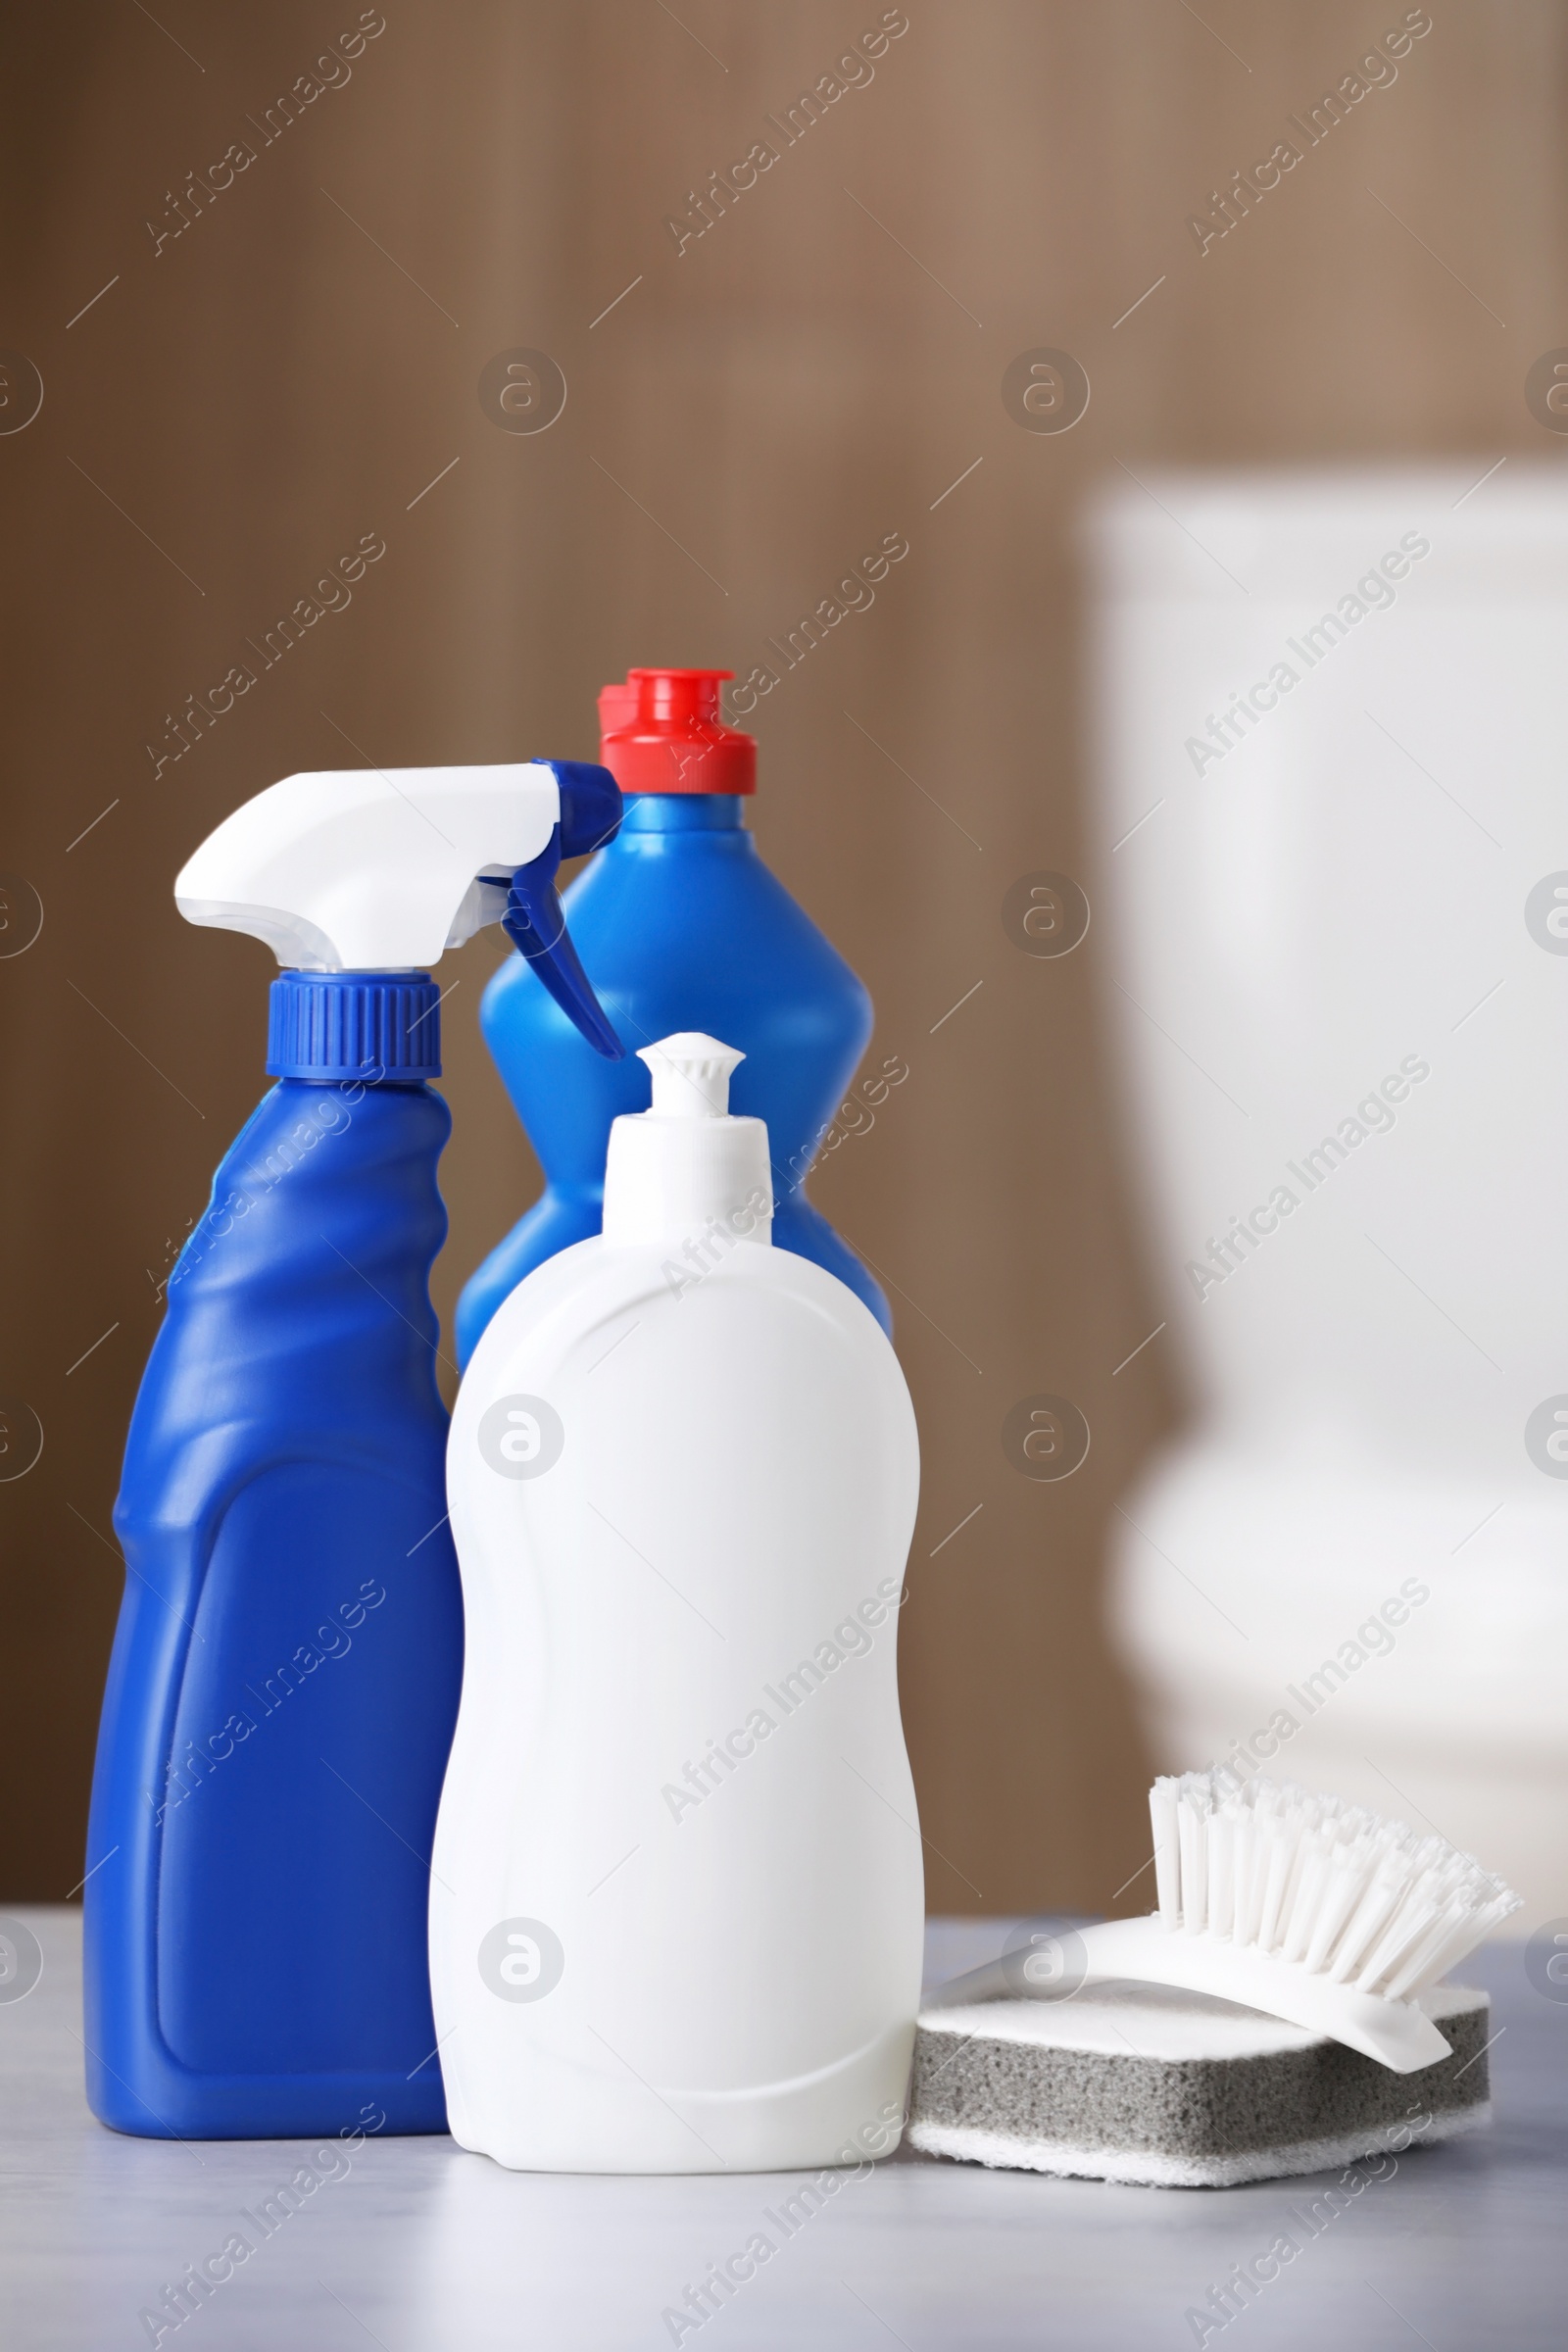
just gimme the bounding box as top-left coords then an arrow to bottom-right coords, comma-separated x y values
908,1980 -> 1491,2188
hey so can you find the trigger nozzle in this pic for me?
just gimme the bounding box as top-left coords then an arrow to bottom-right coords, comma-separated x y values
553,760 -> 623,860
502,830 -> 624,1060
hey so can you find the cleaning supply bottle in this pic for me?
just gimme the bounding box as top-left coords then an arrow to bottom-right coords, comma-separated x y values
83,758 -> 622,2139
455,669 -> 892,1365
431,1032 -> 923,2173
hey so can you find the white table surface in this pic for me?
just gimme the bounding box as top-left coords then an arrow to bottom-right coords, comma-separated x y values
2,1910 -> 1562,2349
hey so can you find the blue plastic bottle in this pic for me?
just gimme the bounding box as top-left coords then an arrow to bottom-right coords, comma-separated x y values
83,759 -> 622,2137
457,669 -> 891,1365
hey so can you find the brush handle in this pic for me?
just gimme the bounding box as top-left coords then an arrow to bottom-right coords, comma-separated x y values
924,1918 -> 1454,2074
1074,1918 -> 1452,2074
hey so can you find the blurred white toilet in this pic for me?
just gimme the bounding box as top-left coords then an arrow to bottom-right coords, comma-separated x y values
1088,468 -> 1568,1922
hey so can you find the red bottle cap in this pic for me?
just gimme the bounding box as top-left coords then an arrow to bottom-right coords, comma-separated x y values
596,668 -> 757,796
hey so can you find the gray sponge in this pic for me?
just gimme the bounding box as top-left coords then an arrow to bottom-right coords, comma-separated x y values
908,1980 -> 1490,2188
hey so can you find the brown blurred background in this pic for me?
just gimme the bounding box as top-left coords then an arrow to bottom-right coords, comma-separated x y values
1,0 -> 1559,1907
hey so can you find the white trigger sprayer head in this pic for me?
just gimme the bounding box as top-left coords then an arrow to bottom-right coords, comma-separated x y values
172,759 -> 624,1058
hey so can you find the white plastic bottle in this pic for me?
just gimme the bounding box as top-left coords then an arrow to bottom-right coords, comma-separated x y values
430,1033 -> 923,2172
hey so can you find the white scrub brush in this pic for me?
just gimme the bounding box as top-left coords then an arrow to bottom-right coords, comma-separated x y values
940,1773 -> 1521,2074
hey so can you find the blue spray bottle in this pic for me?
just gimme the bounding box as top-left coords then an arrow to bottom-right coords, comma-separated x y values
83,757 -> 621,2138
456,668 -> 891,1364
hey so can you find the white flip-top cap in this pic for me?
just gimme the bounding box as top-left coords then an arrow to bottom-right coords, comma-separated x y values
173,762 -> 564,971
602,1033 -> 774,1247
638,1033 -> 745,1117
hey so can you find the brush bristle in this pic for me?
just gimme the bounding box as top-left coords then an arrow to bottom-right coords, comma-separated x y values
1149,1772 -> 1520,2002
